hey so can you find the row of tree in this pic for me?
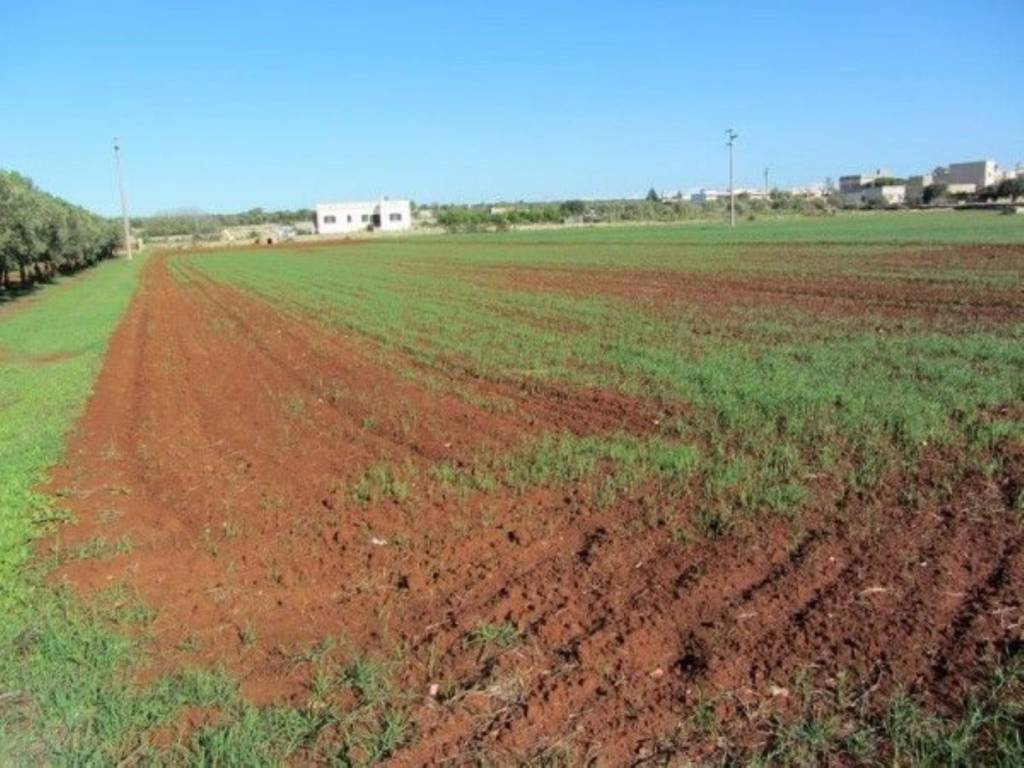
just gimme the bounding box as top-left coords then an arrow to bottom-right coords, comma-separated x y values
432,192 -> 835,232
133,207 -> 314,239
0,170 -> 121,290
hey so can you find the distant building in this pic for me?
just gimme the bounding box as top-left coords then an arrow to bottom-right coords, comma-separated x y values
907,160 -> 1020,202
788,185 -> 826,198
839,175 -> 868,193
906,174 -> 933,204
838,169 -> 891,194
945,183 -> 979,197
838,168 -> 906,206
872,185 -> 906,205
842,158 -> 1020,205
315,199 -> 412,235
934,160 -> 1006,191
690,189 -> 723,203
735,188 -> 769,200
689,187 -> 767,204
842,185 -> 906,206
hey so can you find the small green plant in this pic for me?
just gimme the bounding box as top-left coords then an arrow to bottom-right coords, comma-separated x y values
342,654 -> 392,704
92,584 -> 155,626
288,636 -> 336,667
357,709 -> 409,763
429,461 -> 458,487
351,462 -> 414,504
467,621 -> 521,649
177,634 -> 202,652
239,622 -> 258,647
47,534 -> 134,566
308,663 -> 336,701
694,506 -> 733,538
283,395 -> 305,417
691,695 -> 717,734
97,507 -> 122,524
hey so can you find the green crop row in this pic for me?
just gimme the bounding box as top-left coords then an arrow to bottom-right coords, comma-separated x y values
192,217 -> 1024,528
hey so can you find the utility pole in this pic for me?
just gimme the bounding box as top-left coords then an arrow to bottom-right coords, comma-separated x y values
764,167 -> 770,195
113,138 -> 132,260
725,129 -> 738,227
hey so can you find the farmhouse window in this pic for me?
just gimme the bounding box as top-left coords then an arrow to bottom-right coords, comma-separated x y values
389,213 -> 402,222
323,215 -> 337,224
361,214 -> 370,223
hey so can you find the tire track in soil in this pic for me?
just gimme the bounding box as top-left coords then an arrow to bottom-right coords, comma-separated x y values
41,254 -> 1024,765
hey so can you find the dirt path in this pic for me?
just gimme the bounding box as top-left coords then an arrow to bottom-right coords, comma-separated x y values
45,254 -> 1023,764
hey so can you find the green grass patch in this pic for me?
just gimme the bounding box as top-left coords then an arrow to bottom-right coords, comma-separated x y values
467,621 -> 521,650
0,258 -> 144,608
501,432 -> 700,503
750,663 -> 1024,767
351,461 -> 416,505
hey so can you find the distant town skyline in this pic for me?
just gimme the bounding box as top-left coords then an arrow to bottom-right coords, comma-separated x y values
1,1 -> 1021,216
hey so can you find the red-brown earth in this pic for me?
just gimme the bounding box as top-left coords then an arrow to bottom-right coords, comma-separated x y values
42,253 -> 1023,764
472,244 -> 1024,330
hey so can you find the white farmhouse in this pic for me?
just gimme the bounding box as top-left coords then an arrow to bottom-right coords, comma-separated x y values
315,199 -> 412,235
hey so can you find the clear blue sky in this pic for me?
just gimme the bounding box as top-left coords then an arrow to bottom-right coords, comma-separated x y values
1,1 -> 1021,215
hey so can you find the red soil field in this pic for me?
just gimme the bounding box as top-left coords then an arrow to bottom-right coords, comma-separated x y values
475,245 -> 1024,330
44,255 -> 1023,764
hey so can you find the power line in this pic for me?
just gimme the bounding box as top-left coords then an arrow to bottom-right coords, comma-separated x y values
113,138 -> 132,261
725,129 -> 739,228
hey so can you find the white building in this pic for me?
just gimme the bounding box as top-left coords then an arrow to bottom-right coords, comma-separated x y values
736,187 -> 769,200
842,185 -> 906,206
837,168 -> 907,206
690,189 -> 723,203
689,187 -> 767,204
839,170 -> 891,194
935,160 -> 1006,191
315,199 -> 412,235
789,184 -> 826,198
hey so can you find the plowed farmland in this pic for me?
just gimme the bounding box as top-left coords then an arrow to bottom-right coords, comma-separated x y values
19,215 -> 1024,763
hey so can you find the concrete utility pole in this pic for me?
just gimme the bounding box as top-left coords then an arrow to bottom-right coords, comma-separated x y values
113,138 -> 132,260
725,129 -> 739,227
764,166 -> 770,195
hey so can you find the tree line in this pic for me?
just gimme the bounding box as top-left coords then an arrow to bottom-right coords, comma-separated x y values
0,170 -> 120,291
133,207 -> 314,239
431,192 -> 835,232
